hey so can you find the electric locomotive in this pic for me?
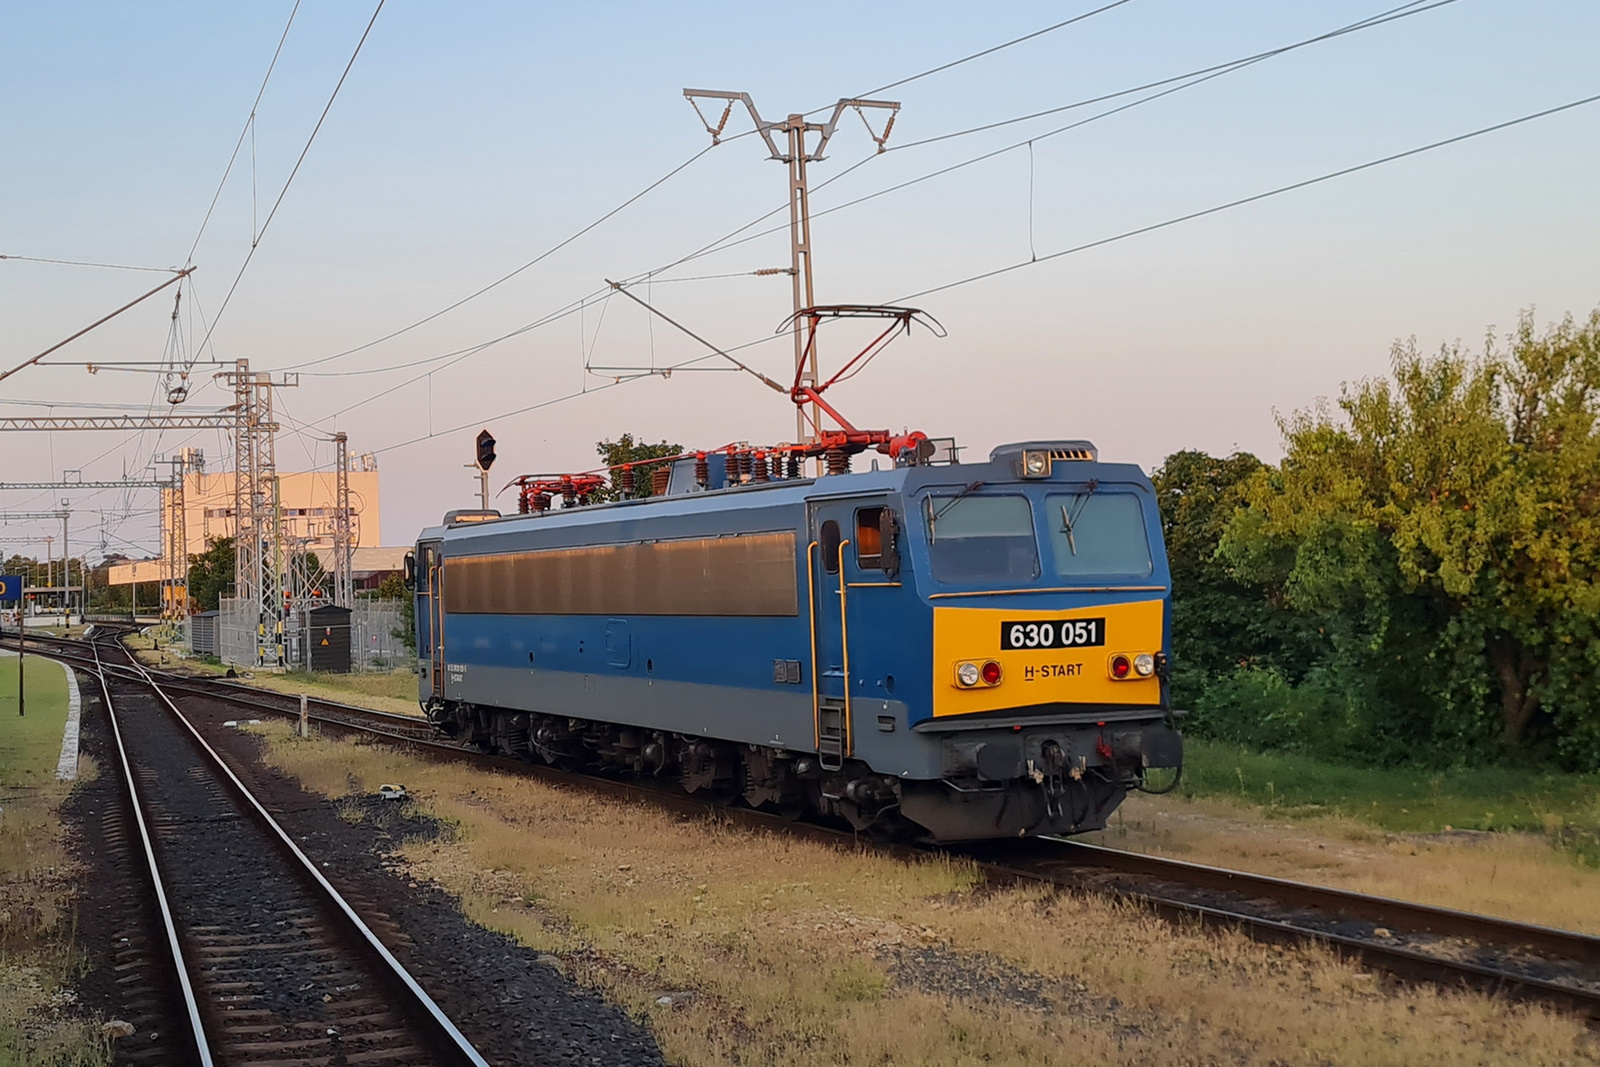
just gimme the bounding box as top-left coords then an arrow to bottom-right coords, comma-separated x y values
409,429 -> 1183,842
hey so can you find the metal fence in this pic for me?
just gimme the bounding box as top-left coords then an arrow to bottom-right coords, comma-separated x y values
351,599 -> 411,671
209,596 -> 412,672
217,597 -> 257,668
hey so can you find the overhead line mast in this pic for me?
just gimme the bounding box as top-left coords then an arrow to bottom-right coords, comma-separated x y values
683,91 -> 898,446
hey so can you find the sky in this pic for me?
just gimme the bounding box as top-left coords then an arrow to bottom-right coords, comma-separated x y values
3,0 -> 1598,558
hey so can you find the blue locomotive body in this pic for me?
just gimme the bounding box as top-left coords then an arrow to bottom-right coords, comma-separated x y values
412,441 -> 1182,841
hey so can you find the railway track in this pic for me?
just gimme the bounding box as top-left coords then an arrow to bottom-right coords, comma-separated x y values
66,633 -> 489,1066
13,629 -> 1600,1026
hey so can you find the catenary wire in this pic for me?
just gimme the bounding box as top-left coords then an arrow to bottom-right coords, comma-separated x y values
183,0 -> 304,267
0,254 -> 180,273
277,144 -> 718,372
357,92 -> 1600,458
193,0 -> 386,358
285,2 -> 1465,444
844,0 -> 1139,100
277,4 -> 1139,376
632,0 -> 1457,281
891,0 -> 1450,151
890,90 -> 1600,303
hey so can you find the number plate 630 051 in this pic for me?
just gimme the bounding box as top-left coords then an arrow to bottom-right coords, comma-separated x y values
999,617 -> 1106,650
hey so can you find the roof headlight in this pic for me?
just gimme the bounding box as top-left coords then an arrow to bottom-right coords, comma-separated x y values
1021,450 -> 1050,478
956,662 -> 981,687
1133,653 -> 1156,677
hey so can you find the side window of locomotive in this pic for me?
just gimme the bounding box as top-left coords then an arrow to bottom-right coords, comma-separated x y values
922,494 -> 1039,584
1045,492 -> 1153,577
854,507 -> 884,569
820,519 -> 842,574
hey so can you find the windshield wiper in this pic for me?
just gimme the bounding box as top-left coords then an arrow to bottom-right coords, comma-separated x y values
926,480 -> 985,543
1059,480 -> 1097,556
1060,504 -> 1078,556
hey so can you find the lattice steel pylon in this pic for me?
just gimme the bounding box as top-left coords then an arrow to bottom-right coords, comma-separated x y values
160,455 -> 186,620
333,432 -> 354,607
159,447 -> 205,620
218,359 -> 297,668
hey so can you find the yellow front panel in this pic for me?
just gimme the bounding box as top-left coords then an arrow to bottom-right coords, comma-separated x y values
931,600 -> 1164,717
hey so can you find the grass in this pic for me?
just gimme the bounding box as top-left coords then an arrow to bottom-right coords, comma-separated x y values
251,722 -> 1599,1066
221,668 -> 421,717
1177,738 -> 1600,837
127,634 -> 423,718
1074,738 -> 1600,934
0,655 -> 109,1066
0,658 -> 70,788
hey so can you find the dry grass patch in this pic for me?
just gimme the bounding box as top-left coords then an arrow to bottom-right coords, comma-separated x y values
227,668 -> 423,717
255,724 -> 1600,1066
1087,791 -> 1600,935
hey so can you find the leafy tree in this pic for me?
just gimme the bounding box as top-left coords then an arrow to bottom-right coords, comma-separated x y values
1152,450 -> 1321,707
1220,308 -> 1600,767
187,537 -> 235,612
594,434 -> 682,502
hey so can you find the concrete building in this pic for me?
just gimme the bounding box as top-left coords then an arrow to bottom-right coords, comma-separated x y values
107,462 -> 396,603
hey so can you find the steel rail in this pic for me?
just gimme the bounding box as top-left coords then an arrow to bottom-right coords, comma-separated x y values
87,642 -> 216,1066
1034,837 -> 1600,967
42,631 -> 491,1067
21,631 -> 1600,1023
114,653 -> 491,1067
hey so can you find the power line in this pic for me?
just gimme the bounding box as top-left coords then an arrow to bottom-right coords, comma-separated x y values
184,0 -> 304,266
891,90 -> 1600,303
847,0 -> 1139,99
278,143 -> 717,372
0,254 -> 180,273
278,4 -> 1140,377
194,0 -> 386,357
635,0 -> 1459,281
891,0 -> 1452,151
359,92 -> 1600,458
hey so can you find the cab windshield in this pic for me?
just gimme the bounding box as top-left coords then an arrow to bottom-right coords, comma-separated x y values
923,493 -> 1039,583
1046,491 -> 1152,577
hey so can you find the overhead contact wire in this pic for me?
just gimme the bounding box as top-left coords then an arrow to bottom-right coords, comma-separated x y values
892,91 -> 1600,303
184,0 -> 304,267
194,0 -> 386,357
286,3 -> 1138,377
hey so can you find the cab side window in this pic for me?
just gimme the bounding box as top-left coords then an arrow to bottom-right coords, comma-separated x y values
820,520 -> 842,574
855,507 -> 884,568
855,506 -> 900,576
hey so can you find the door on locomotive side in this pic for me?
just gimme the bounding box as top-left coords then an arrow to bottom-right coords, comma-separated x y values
806,497 -> 904,770
414,539 -> 444,702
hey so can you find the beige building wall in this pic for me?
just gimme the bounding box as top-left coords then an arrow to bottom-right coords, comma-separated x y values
108,469 -> 381,588
169,470 -> 381,555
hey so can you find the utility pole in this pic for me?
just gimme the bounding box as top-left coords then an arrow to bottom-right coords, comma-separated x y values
59,506 -> 70,622
683,90 -> 899,446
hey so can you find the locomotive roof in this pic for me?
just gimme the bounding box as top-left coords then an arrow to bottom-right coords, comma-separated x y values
419,442 -> 1152,544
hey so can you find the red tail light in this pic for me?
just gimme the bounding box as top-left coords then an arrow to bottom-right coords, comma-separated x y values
1111,655 -> 1131,679
981,660 -> 1002,685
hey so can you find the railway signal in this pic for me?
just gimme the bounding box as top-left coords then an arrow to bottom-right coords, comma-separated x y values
474,429 -> 496,510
